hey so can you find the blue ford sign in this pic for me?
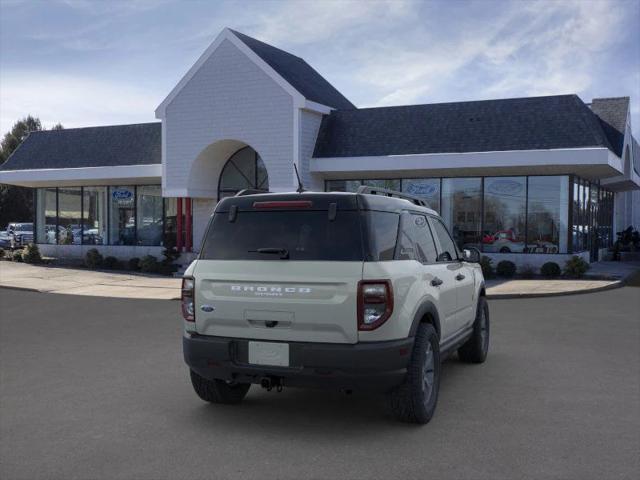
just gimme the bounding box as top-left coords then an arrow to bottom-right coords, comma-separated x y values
112,189 -> 133,200
488,179 -> 523,196
405,182 -> 438,197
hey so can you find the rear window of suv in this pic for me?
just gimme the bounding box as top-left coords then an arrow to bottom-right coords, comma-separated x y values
201,210 -> 363,261
200,209 -> 400,262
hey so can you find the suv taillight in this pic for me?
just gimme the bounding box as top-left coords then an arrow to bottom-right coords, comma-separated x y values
181,277 -> 195,322
357,280 -> 393,331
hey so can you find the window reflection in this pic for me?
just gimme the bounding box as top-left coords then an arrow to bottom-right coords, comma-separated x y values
83,187 -> 107,245
109,186 -> 136,245
402,178 -> 440,213
441,178 -> 482,250
57,188 -> 82,245
526,176 -> 569,253
137,186 -> 163,246
482,177 -> 526,253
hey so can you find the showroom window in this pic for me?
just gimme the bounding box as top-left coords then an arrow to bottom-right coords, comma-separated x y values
441,178 -> 482,250
109,186 -> 136,245
34,185 -> 176,247
35,188 -> 57,244
57,187 -> 82,245
482,177 -> 526,254
325,180 -> 362,192
82,187 -> 107,245
402,178 -> 440,213
362,179 -> 401,191
526,176 -> 569,254
136,186 -> 163,246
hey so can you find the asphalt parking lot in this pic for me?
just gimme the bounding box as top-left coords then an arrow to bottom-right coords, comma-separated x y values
1,286 -> 639,480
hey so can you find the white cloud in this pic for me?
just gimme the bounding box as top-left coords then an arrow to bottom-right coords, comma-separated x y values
250,0 -> 411,46
0,72 -> 159,133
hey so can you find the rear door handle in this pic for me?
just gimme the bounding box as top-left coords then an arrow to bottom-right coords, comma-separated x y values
455,274 -> 466,281
431,277 -> 443,287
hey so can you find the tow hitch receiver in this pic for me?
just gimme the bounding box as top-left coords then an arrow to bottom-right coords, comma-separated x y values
260,376 -> 283,392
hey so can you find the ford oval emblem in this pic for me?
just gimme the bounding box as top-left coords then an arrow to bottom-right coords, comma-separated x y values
111,189 -> 133,200
200,305 -> 215,312
406,182 -> 438,197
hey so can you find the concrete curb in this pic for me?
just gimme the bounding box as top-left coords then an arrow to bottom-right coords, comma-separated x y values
0,285 -> 41,294
486,279 -> 624,300
0,284 -> 181,300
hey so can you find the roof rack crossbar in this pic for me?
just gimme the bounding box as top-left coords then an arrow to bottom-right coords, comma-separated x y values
234,189 -> 270,197
356,185 -> 429,207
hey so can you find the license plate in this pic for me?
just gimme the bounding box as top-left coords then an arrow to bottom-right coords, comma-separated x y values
248,341 -> 289,367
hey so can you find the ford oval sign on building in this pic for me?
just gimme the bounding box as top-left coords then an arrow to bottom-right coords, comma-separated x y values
488,179 -> 523,197
405,181 -> 439,197
112,188 -> 134,205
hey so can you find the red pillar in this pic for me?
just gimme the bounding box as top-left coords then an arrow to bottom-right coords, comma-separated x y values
185,198 -> 192,252
176,197 -> 183,252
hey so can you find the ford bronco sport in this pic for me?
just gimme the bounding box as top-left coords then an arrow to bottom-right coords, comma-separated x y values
182,187 -> 489,424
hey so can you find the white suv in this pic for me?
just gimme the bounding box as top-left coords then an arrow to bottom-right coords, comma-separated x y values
182,187 -> 489,424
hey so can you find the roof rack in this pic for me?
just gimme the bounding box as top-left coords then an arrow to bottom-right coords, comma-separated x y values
234,189 -> 270,197
356,185 -> 429,208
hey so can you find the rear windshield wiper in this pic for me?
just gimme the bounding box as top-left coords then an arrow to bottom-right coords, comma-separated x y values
248,247 -> 290,259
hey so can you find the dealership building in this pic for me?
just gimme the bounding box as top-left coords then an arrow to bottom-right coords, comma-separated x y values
1,28 -> 638,267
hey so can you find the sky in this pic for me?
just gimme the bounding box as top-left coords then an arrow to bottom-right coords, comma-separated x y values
1,0 -> 639,137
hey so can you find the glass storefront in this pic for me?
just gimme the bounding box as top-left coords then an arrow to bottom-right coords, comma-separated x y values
83,187 -> 107,245
526,176 -> 569,253
57,187 -> 82,245
326,174 -> 612,255
402,178 -> 440,213
109,186 -> 136,245
35,188 -> 57,244
483,177 -> 526,253
35,185 -> 175,247
137,186 -> 163,246
441,178 -> 482,250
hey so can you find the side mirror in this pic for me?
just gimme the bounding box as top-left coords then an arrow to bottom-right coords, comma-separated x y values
462,247 -> 481,263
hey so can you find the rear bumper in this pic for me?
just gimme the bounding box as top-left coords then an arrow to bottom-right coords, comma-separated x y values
183,333 -> 414,392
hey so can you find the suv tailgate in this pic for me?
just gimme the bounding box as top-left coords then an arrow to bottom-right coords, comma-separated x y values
194,261 -> 361,344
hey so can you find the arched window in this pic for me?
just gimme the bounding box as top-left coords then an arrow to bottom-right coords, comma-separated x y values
217,146 -> 269,199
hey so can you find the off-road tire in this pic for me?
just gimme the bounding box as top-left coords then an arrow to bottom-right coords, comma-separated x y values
458,296 -> 490,363
388,323 -> 440,424
190,370 -> 251,404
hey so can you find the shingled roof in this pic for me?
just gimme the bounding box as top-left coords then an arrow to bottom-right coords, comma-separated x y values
313,95 -> 616,158
589,97 -> 629,157
230,29 -> 355,110
0,122 -> 161,171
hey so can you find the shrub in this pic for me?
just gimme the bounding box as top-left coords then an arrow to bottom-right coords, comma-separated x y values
12,250 -> 23,262
496,260 -> 516,278
519,264 -> 536,279
158,263 -> 176,276
103,256 -> 119,270
140,255 -> 159,273
564,256 -> 590,278
479,256 -> 494,279
22,244 -> 42,264
541,262 -> 561,278
85,248 -> 103,269
128,257 -> 140,271
0,248 -> 4,259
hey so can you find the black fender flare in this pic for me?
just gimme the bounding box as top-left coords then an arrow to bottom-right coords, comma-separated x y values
409,301 -> 442,339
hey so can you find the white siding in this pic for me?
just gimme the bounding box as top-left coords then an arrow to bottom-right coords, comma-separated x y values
163,39 -> 295,197
299,109 -> 324,191
192,198 -> 216,250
